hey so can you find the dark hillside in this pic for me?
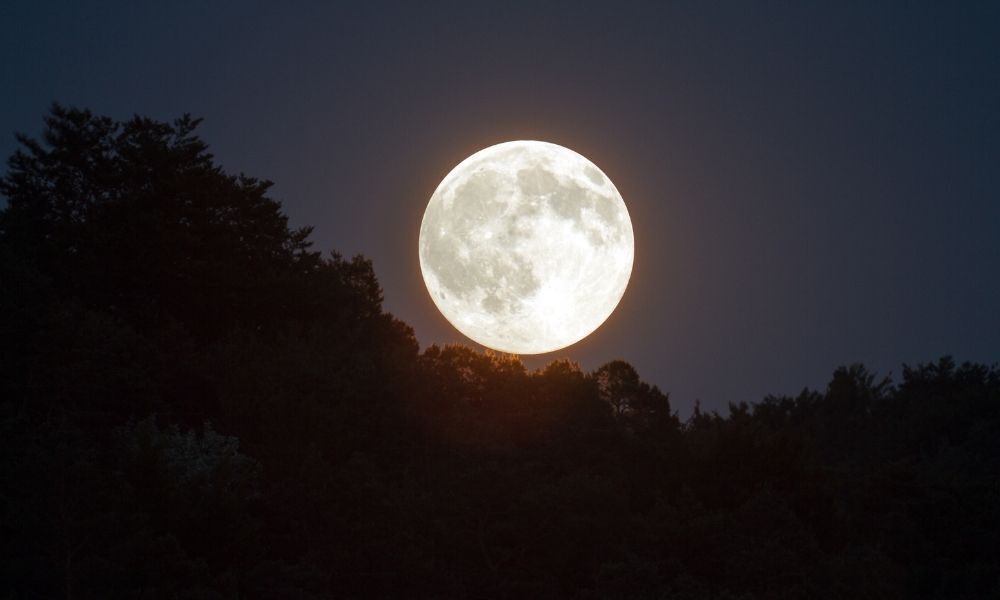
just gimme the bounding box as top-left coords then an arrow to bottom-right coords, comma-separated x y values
2,108 -> 997,599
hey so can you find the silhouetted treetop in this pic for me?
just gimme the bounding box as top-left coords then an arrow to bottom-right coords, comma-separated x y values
594,360 -> 676,432
0,105 -> 389,342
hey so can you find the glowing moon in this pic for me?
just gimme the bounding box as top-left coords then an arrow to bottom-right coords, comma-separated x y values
419,140 -> 634,354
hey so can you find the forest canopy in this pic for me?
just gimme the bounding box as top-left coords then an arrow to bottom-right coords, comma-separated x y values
2,106 -> 998,599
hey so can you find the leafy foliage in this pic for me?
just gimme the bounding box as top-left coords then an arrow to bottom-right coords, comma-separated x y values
2,107 -> 998,599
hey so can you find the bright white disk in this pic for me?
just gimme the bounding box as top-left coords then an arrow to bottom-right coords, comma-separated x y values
419,140 -> 634,354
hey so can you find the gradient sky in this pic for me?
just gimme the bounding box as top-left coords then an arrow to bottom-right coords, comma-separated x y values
3,1 -> 998,414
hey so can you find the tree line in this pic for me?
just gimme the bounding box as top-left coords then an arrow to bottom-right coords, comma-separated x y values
1,106 -> 997,599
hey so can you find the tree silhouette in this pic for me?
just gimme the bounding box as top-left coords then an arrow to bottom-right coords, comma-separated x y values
0,104 -> 323,342
1,106 -> 998,599
594,359 -> 676,432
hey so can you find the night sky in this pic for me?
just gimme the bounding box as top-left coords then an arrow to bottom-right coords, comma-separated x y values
3,1 -> 998,414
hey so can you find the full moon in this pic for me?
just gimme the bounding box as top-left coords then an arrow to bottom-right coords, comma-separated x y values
419,140 -> 634,354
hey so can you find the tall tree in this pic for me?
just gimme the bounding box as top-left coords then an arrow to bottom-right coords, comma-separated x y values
0,104 -> 318,342
592,360 -> 676,432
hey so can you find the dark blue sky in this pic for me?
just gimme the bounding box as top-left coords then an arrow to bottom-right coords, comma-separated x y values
3,1 -> 998,414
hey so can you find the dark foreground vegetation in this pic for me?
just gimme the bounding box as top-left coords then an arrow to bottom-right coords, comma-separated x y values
2,107 -> 998,599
